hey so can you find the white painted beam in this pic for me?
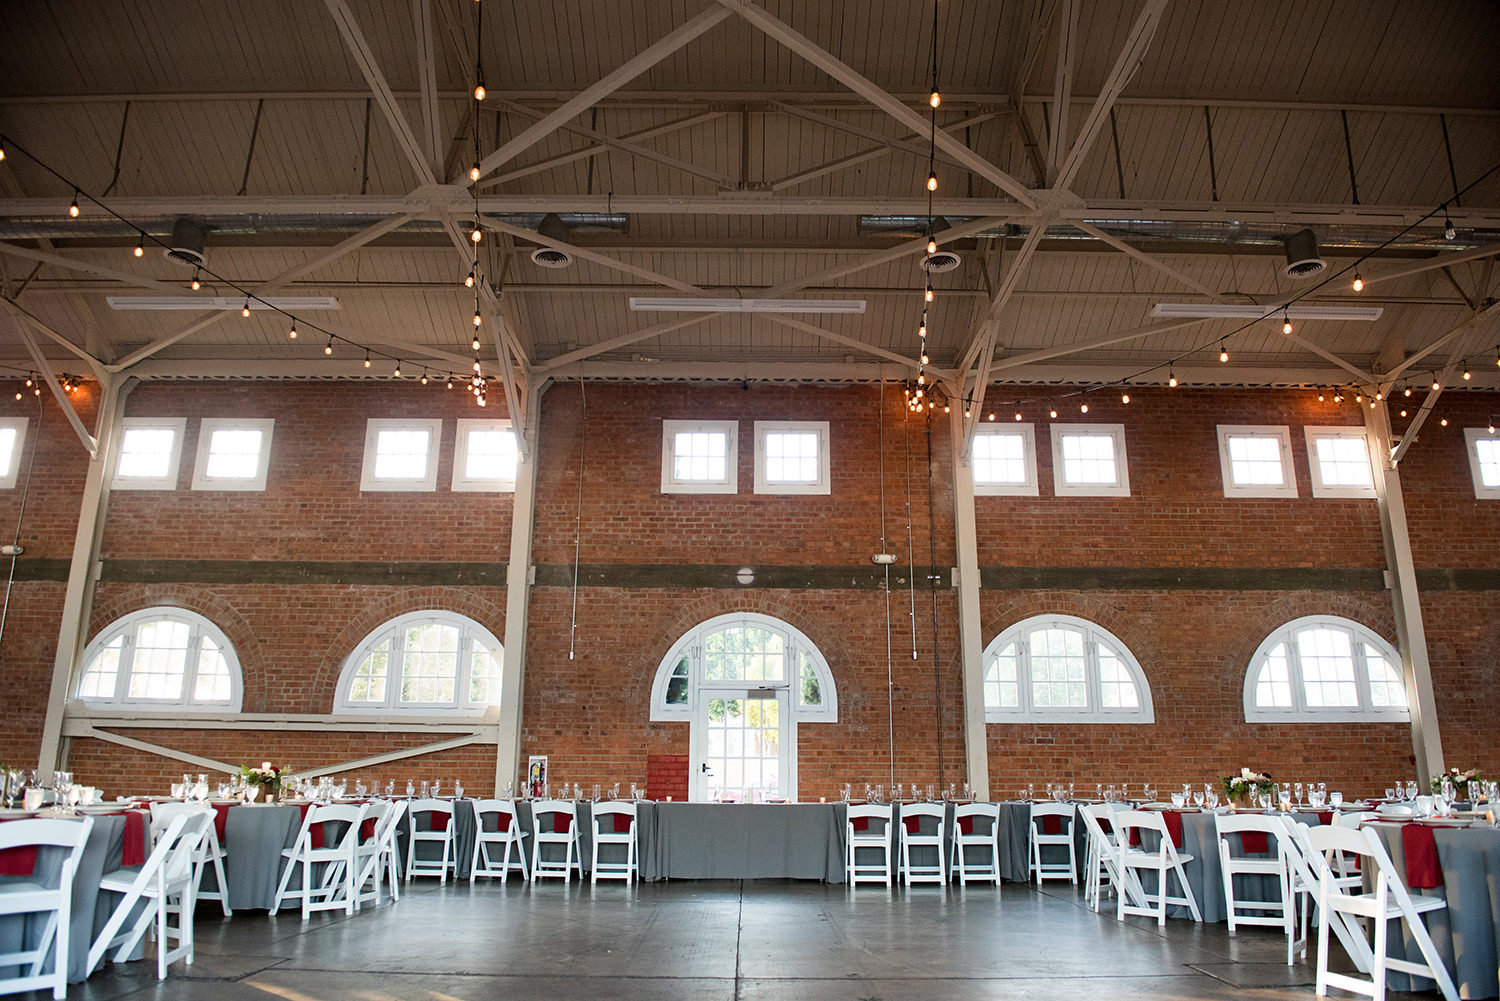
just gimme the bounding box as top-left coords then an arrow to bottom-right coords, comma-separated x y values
10,322 -> 97,453
496,381 -> 544,794
948,405 -> 990,801
1070,221 -> 1220,299
483,111 -> 727,186
958,224 -> 1047,372
484,218 -> 707,295
759,314 -> 949,377
535,314 -> 717,373
324,0 -> 437,183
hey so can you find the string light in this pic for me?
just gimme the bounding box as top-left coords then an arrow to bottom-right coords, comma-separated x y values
470,221 -> 483,243
918,322 -> 927,338
1080,403 -> 1089,414
1352,273 -> 1364,292
1049,409 -> 1058,419
925,285 -> 934,303
472,333 -> 482,351
1282,311 -> 1293,335
1013,412 -> 1022,421
473,310 -> 483,328
1462,363 -> 1472,380
926,236 -> 937,255
190,268 -> 201,291
1219,342 -> 1229,363
0,138 -> 5,161
1489,420 -> 1497,435
420,371 -> 429,385
1400,408 -> 1408,417
446,377 -> 454,390
1432,378 -> 1441,391
323,337 -> 334,355
241,300 -> 251,318
363,350 -> 372,368
1440,417 -> 1449,426
393,361 -> 402,377
68,191 -> 79,218
464,269 -> 475,289
1443,214 -> 1456,241
930,89 -> 941,108
1121,393 -> 1130,404
926,171 -> 938,192
469,161 -> 481,182
1168,365 -> 1178,388
1317,389 -> 1325,402
1403,385 -> 1412,397
288,323 -> 297,340
474,80 -> 486,102
132,234 -> 144,257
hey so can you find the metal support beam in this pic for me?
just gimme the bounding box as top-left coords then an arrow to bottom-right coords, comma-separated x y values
1046,0 -> 1080,184
766,112 -> 998,192
74,725 -> 238,776
760,314 -> 951,377
37,375 -> 134,779
0,242 -> 192,296
948,405 -> 990,800
985,316 -> 1214,375
1389,322 -> 1490,466
1279,329 -> 1375,385
1362,243 -> 1500,288
495,380 -> 545,794
484,218 -> 707,295
718,0 -> 1038,207
535,314 -> 716,372
1379,300 -> 1500,386
1070,221 -> 1220,299
471,7 -> 734,181
1362,405 -> 1443,785
413,0 -> 443,176
959,224 -> 1046,372
485,111 -> 726,186
10,323 -> 97,454
0,296 -> 107,375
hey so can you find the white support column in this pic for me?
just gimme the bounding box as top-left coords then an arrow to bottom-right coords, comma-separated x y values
37,375 -> 135,778
494,380 -> 545,793
1363,404 -> 1444,783
949,406 -> 990,800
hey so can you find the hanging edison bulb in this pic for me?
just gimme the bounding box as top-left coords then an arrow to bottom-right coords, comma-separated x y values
926,171 -> 938,192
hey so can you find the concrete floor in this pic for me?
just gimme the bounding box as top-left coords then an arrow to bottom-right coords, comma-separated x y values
42,879 -> 1441,1001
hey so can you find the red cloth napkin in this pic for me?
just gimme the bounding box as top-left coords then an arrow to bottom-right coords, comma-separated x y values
1098,818 -> 1113,834
851,816 -> 870,832
121,810 -> 149,866
1240,831 -> 1269,854
958,816 -> 975,834
0,816 -> 38,876
1399,824 -> 1443,888
487,812 -> 512,832
902,815 -> 922,835
1040,815 -> 1063,835
359,818 -> 376,842
212,803 -> 232,844
426,810 -> 447,832
613,814 -> 632,833
1317,811 -> 1335,826
1128,813 -> 1184,849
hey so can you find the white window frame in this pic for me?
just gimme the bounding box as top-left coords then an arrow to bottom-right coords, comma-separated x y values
112,418 -> 186,490
754,421 -> 831,495
334,609 -> 504,716
0,417 -> 29,489
1050,423 -> 1130,497
190,418 -> 274,491
1464,428 -> 1500,499
661,419 -> 738,494
1243,615 -> 1410,723
452,419 -> 518,492
1304,426 -> 1377,499
360,418 -> 442,492
75,606 -> 243,710
981,614 -> 1154,723
1216,424 -> 1297,498
970,424 -> 1038,497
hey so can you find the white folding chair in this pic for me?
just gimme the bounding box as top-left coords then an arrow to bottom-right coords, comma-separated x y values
898,803 -> 946,885
846,804 -> 894,887
530,800 -> 581,882
149,802 -> 232,918
1113,810 -> 1202,925
269,803 -> 367,920
0,816 -> 93,1000
1328,811 -> 1381,890
1029,802 -> 1077,884
88,811 -> 207,981
404,799 -> 456,882
1280,818 -> 1370,973
1078,803 -> 1122,912
353,800 -> 406,909
950,802 -> 1001,885
590,801 -> 639,883
1215,813 -> 1298,964
1304,824 -> 1459,1001
470,799 -> 528,882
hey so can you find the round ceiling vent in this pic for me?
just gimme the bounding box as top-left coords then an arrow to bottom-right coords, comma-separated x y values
1282,228 -> 1326,279
164,217 -> 206,268
530,247 -> 573,269
921,250 -> 961,273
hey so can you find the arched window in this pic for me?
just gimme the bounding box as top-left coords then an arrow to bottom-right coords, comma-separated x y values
335,610 -> 502,716
650,613 -> 836,802
1244,616 -> 1408,722
77,607 -> 243,710
982,614 -> 1153,723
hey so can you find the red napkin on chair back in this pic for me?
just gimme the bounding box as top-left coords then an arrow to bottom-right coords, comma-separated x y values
489,812 -> 512,832
1162,811 -> 1184,849
212,803 -> 232,844
902,815 -> 922,835
0,816 -> 38,876
613,814 -> 632,833
958,816 -> 975,835
550,812 -> 571,834
1316,811 -> 1335,826
1040,815 -> 1063,835
1239,831 -> 1269,854
297,803 -> 328,849
121,810 -> 150,866
426,810 -> 446,832
850,816 -> 869,831
1399,824 -> 1443,888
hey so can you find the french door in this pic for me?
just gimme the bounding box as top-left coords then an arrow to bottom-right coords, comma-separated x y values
691,687 -> 788,802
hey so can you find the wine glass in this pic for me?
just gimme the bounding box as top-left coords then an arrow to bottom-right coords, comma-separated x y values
1142,784 -> 1154,803
245,783 -> 259,804
455,780 -> 465,799
1405,780 -> 1419,801
1205,788 -> 1220,809
1293,782 -> 1304,806
1170,790 -> 1185,808
1192,788 -> 1205,808
405,779 -> 415,798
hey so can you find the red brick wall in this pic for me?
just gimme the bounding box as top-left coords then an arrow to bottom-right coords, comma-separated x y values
0,379 -> 1494,803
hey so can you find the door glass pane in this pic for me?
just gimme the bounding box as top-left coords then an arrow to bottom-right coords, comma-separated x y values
700,695 -> 782,802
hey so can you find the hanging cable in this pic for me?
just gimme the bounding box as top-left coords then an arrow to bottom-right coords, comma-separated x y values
923,413 -> 945,786
567,378 -> 587,661
878,383 -> 895,787
903,396 -> 918,661
0,391 -> 42,646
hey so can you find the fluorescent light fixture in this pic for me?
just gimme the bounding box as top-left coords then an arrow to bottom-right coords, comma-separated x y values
629,297 -> 866,314
1150,303 -> 1382,321
107,296 -> 341,311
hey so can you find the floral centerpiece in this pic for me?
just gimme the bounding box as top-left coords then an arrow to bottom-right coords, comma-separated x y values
241,762 -> 284,802
1431,767 -> 1482,800
1220,768 -> 1275,807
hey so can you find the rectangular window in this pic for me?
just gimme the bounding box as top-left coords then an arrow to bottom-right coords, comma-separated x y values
191,418 -> 274,491
754,421 -> 830,495
0,417 -> 29,489
1305,427 -> 1376,498
1465,428 -> 1500,499
661,419 -> 738,494
361,419 -> 442,491
1050,423 -> 1130,497
452,419 -> 518,492
1216,425 -> 1297,498
113,418 -> 186,490
971,425 -> 1038,496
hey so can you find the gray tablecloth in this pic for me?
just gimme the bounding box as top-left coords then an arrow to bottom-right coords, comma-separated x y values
1368,823 -> 1500,999
647,803 -> 842,881
0,812 -> 132,984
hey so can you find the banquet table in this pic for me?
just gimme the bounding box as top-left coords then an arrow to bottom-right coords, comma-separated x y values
1367,822 -> 1500,1000
650,802 -> 842,881
0,811 -> 146,984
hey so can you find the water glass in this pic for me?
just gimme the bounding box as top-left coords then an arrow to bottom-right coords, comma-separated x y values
171,782 -> 186,799
1293,782 -> 1304,806
1170,791 -> 1186,808
406,780 -> 416,798
962,783 -> 973,801
925,784 -> 936,803
455,781 -> 465,799
1405,780 -> 1419,801
631,784 -> 641,801
1384,787 -> 1396,801
431,780 -> 442,797
385,780 -> 396,797
611,782 -> 621,800
1330,790 -> 1344,810
1142,784 -> 1154,803
591,784 -> 601,802
1205,789 -> 1220,810
840,783 -> 852,802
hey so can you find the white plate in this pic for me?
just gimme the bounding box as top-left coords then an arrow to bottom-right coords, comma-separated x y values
0,808 -> 37,818
1415,817 -> 1474,827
